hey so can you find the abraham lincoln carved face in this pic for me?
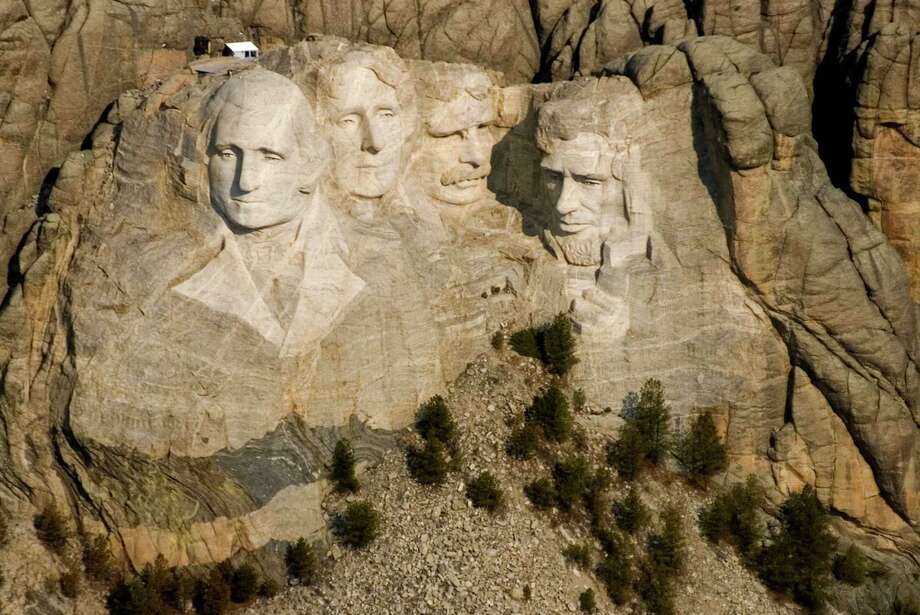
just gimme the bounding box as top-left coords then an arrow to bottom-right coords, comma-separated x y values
537,95 -> 629,267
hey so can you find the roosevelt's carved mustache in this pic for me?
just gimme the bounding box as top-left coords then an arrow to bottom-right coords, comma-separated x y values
440,164 -> 491,187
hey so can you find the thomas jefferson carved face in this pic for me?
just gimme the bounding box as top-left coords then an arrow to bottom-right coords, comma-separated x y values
540,132 -> 625,267
319,51 -> 414,200
207,71 -> 321,231
415,71 -> 497,206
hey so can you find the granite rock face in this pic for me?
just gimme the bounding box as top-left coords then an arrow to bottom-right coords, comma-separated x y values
849,26 -> 920,300
0,0 -> 539,298
6,0 -> 920,308
0,33 -> 918,613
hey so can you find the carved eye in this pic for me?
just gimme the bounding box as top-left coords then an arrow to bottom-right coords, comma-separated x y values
378,109 -> 396,119
218,149 -> 236,160
263,151 -> 284,162
542,169 -> 561,183
576,176 -> 603,187
338,115 -> 359,128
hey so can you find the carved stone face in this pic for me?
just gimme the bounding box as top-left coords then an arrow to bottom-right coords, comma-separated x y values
323,65 -> 406,200
208,80 -> 310,232
541,132 -> 625,266
416,92 -> 496,206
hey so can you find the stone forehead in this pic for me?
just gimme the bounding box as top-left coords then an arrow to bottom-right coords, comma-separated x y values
414,63 -> 495,105
211,68 -> 308,111
318,46 -> 411,94
205,67 -> 326,164
406,63 -> 496,136
536,79 -> 629,149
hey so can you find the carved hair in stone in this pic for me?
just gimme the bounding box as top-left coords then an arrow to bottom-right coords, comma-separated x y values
205,68 -> 327,232
316,47 -> 417,202
536,82 -> 630,267
411,63 -> 498,207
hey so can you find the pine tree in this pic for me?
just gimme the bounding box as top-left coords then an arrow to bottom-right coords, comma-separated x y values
230,563 -> 260,603
595,530 -> 632,604
466,472 -> 505,513
415,395 -> 457,450
335,501 -> 381,549
406,438 -> 449,486
635,379 -> 670,464
614,489 -> 649,534
509,328 -> 541,359
607,421 -> 645,481
540,313 -> 579,376
757,486 -> 835,609
331,438 -> 359,493
285,538 -> 317,585
674,413 -> 727,485
524,384 -> 573,443
34,504 -> 69,554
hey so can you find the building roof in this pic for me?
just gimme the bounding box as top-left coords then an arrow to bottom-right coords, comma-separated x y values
224,41 -> 259,52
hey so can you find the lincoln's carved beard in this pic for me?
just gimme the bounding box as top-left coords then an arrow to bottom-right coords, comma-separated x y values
555,230 -> 602,267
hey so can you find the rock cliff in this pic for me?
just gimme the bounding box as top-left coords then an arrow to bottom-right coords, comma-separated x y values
0,29 -> 918,615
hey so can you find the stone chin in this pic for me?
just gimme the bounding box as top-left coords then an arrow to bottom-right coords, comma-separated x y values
211,195 -> 303,232
554,231 -> 603,267
335,158 -> 402,200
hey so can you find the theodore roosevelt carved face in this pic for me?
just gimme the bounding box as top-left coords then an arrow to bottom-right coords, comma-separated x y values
536,96 -> 629,267
317,48 -> 416,201
207,69 -> 325,232
413,66 -> 497,206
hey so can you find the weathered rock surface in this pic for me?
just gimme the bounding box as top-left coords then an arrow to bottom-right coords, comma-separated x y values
6,0 -> 920,310
849,26 -> 920,301
0,33 -> 918,614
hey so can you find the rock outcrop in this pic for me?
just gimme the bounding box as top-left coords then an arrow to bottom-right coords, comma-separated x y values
5,0 -> 920,308
850,26 -> 920,301
0,33 -> 918,614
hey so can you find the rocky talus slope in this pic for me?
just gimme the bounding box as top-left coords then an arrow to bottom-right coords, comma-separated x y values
244,352 -> 799,615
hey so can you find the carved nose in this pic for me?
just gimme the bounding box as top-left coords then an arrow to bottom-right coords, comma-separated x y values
236,153 -> 262,193
556,177 -> 579,214
460,132 -> 486,167
362,122 -> 384,155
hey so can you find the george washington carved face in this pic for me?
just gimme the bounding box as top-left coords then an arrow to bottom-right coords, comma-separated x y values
207,69 -> 325,232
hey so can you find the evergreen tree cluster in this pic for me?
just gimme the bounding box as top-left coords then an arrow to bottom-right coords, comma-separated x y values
607,379 -> 671,481
334,501 -> 381,549
331,437 -> 360,493
407,395 -> 459,487
285,538 -> 318,585
635,505 -> 685,615
105,554 -> 278,615
507,384 -> 575,460
509,313 -> 579,376
756,486 -> 836,610
700,480 -> 842,612
673,413 -> 728,485
698,476 -> 763,559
